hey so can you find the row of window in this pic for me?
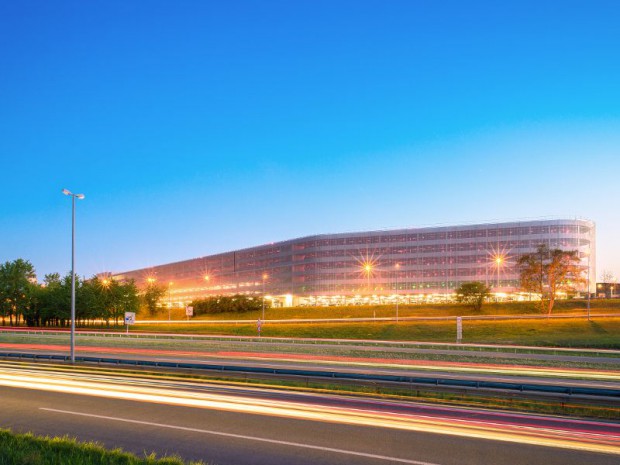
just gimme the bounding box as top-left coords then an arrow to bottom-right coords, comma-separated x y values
295,280 -> 522,293
292,269 -> 516,282
236,245 -> 291,260
291,239 -> 583,261
293,257 -> 516,271
290,225 -> 588,250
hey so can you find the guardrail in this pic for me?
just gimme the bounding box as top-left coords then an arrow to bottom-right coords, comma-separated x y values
1,351 -> 619,399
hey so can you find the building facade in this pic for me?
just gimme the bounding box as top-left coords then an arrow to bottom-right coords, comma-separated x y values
596,282 -> 618,299
112,219 -> 595,307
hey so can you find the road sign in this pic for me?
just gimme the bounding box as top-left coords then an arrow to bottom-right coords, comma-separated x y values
456,316 -> 463,343
185,306 -> 193,316
124,312 -> 136,325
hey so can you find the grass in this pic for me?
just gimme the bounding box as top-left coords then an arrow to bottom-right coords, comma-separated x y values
153,299 -> 620,321
0,429 -> 203,465
131,317 -> 620,348
1,330 -> 617,372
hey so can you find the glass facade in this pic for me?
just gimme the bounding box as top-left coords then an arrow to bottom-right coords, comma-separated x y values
112,219 -> 595,306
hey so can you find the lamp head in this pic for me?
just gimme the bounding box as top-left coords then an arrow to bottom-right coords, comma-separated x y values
62,188 -> 71,195
76,194 -> 85,200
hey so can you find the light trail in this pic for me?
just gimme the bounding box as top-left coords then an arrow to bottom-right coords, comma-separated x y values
0,364 -> 618,455
40,408 -> 440,465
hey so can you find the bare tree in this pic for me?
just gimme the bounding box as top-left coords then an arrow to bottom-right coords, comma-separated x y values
600,270 -> 616,283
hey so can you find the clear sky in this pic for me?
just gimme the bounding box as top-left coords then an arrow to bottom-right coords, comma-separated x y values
1,1 -> 619,280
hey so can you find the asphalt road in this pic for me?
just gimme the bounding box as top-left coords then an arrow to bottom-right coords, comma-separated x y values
2,343 -> 619,393
0,363 -> 618,465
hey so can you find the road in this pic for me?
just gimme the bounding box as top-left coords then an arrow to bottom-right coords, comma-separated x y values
0,362 -> 618,465
1,342 -> 619,393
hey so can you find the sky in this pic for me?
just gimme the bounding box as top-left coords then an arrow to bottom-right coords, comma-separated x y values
0,0 -> 619,280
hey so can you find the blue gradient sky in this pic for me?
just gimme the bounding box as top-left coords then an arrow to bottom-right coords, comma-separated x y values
1,1 -> 619,279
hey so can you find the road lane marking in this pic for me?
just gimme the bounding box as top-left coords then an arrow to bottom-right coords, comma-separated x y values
40,407 -> 441,465
2,370 -> 616,455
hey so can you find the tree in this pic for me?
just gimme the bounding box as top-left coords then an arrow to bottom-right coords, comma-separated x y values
455,281 -> 491,312
37,273 -> 71,326
518,244 -> 583,316
141,282 -> 166,316
191,294 -> 268,315
0,259 -> 36,325
600,270 -> 616,283
108,279 -> 140,325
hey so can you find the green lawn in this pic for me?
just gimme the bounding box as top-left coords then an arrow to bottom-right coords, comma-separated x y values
133,317 -> 620,348
152,299 -> 620,322
0,429 -> 202,465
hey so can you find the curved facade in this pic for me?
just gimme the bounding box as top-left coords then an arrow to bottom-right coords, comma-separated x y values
112,219 -> 595,306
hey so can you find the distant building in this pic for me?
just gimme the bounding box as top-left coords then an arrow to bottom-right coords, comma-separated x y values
596,282 -> 618,299
111,219 -> 595,307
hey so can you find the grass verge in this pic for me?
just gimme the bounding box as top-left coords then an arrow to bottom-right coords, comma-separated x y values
153,299 -> 620,322
132,317 -> 620,348
0,429 -> 203,465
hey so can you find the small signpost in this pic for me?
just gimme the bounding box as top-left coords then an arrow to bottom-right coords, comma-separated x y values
124,312 -> 136,334
456,316 -> 463,343
185,306 -> 193,321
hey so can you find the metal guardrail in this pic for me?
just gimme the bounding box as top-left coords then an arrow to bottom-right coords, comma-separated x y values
2,351 -> 619,399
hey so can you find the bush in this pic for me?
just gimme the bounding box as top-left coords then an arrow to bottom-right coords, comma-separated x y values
190,294 -> 270,315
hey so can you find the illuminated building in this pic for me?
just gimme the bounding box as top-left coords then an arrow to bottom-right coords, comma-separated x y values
596,281 -> 618,299
111,219 -> 595,306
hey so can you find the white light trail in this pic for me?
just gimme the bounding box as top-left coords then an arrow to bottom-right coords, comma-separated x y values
0,366 -> 617,456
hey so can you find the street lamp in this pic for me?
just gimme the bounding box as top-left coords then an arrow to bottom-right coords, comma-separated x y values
168,281 -> 173,321
62,188 -> 85,364
262,273 -> 268,320
363,263 -> 376,319
586,248 -> 591,321
395,263 -> 400,322
203,275 -> 210,299
494,255 -> 503,289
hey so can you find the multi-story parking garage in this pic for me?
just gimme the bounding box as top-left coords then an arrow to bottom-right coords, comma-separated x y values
111,219 -> 595,307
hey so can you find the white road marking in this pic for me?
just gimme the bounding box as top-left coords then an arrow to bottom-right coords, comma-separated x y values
40,407 -> 441,465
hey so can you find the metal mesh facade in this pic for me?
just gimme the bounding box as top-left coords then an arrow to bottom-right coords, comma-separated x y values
112,219 -> 595,306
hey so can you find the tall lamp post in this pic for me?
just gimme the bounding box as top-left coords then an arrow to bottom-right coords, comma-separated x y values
262,273 -> 268,320
168,281 -> 173,321
494,256 -> 503,289
364,263 -> 375,319
586,248 -> 591,321
395,263 -> 400,322
62,188 -> 85,364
